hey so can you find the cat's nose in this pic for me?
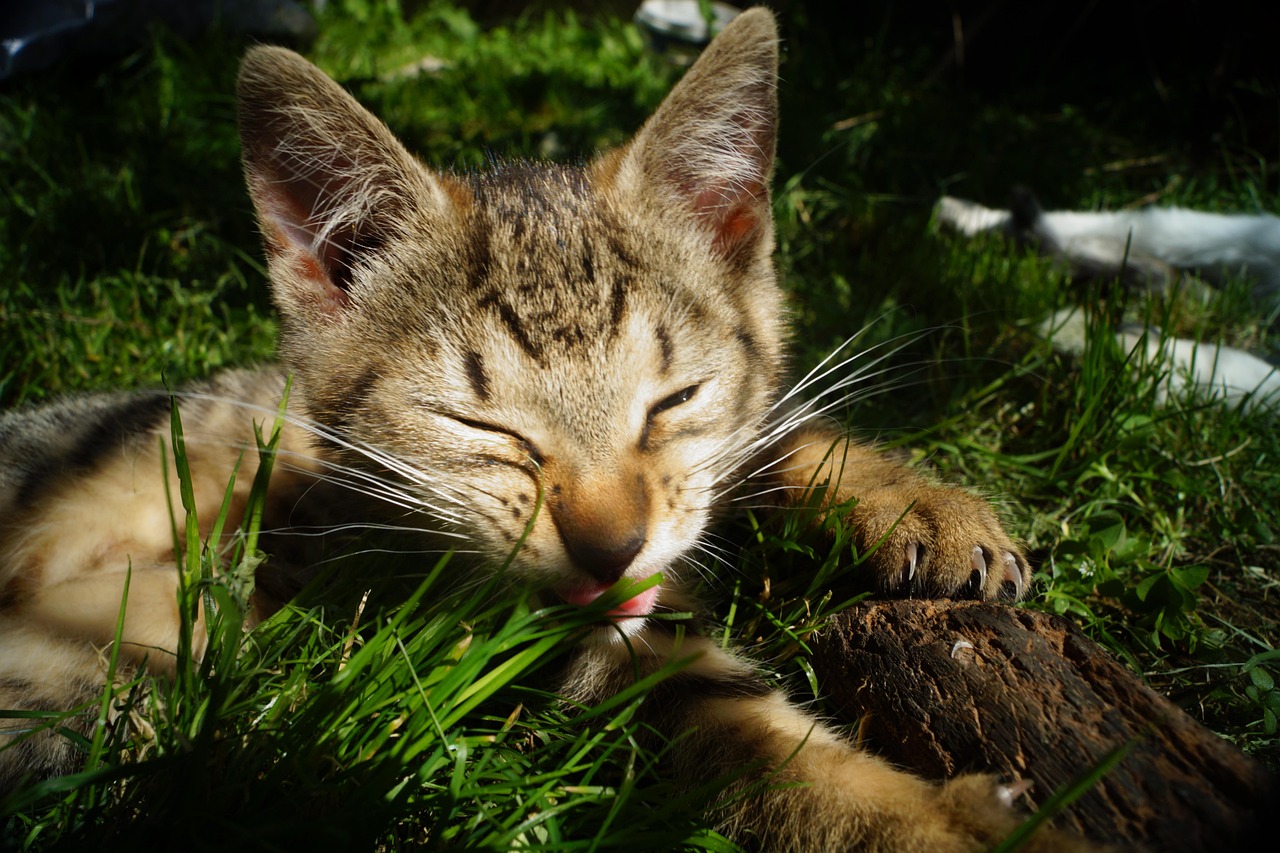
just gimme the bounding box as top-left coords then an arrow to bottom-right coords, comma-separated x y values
561,528 -> 646,585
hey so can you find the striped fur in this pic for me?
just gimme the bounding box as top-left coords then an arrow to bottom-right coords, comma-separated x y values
0,9 -> 1081,848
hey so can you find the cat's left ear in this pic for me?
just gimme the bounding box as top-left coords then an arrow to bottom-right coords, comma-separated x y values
611,8 -> 778,261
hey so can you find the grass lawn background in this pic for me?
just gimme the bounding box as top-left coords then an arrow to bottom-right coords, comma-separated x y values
1,0 -> 1277,847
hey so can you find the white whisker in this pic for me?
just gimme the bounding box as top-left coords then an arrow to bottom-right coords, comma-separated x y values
691,322 -> 931,491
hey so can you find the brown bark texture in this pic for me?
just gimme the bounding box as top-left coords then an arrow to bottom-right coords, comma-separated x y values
808,600 -> 1276,851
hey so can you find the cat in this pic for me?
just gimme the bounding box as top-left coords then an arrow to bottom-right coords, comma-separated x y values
936,191 -> 1280,412
935,189 -> 1280,303
1,9 -> 1071,849
1039,306 -> 1280,412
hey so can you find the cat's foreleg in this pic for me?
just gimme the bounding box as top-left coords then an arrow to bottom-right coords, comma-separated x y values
765,425 -> 1028,600
23,566 -> 203,672
568,629 -> 1072,851
0,614 -> 135,791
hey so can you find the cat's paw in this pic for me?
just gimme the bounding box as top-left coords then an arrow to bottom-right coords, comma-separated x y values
934,774 -> 1096,852
936,773 -> 1105,845
847,483 -> 1028,600
933,773 -> 1027,846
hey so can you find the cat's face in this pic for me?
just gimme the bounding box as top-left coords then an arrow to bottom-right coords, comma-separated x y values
236,12 -> 781,619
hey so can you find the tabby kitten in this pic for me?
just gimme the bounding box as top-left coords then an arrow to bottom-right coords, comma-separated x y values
1,9 -> 1056,849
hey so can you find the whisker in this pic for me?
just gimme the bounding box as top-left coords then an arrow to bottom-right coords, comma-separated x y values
691,329 -> 931,483
305,545 -> 483,569
171,392 -> 482,528
256,522 -> 472,542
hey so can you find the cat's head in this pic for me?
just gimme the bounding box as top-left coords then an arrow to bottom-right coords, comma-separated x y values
237,9 -> 783,624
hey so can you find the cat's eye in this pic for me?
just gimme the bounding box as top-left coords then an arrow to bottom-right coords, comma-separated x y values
647,384 -> 700,421
449,415 -> 543,466
639,384 -> 701,451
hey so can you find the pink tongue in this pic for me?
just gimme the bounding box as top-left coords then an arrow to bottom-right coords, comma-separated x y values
558,582 -> 660,617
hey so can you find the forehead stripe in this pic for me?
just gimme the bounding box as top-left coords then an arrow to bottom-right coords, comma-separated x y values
478,292 -> 544,363
464,350 -> 491,401
607,274 -> 628,341
655,324 -> 674,376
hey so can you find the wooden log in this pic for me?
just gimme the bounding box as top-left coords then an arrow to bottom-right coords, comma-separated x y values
808,600 -> 1276,851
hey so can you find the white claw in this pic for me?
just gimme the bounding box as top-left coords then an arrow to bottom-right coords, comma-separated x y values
970,545 -> 987,590
997,778 -> 1035,808
1002,552 -> 1023,599
904,542 -> 919,584
950,640 -> 974,659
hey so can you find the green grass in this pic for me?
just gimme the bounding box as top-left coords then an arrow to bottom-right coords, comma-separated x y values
2,0 -> 1278,847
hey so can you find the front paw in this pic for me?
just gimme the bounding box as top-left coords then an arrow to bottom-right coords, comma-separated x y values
935,774 -> 1095,852
847,484 -> 1028,600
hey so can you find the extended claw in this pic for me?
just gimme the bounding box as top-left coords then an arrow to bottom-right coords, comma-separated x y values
903,541 -> 919,586
970,545 -> 987,590
1000,552 -> 1023,600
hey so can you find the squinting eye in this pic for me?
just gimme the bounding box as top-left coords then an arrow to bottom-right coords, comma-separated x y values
450,415 -> 543,466
647,384 -> 700,421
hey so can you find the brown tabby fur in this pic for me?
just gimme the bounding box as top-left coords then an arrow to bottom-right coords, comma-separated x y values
0,9 -> 1085,849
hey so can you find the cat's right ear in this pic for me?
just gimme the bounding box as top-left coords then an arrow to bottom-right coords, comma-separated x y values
237,46 -> 453,319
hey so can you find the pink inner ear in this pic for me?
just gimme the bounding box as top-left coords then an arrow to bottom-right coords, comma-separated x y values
714,203 -> 760,254
260,189 -> 352,314
691,180 -> 765,257
286,249 -> 352,312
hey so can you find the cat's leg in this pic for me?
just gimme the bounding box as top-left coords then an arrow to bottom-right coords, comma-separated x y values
0,615 -> 133,792
23,566 -> 201,672
0,565 -> 182,794
0,378 -> 326,788
0,439 -> 216,672
568,630 -> 1081,852
0,390 -> 322,670
767,425 -> 1029,600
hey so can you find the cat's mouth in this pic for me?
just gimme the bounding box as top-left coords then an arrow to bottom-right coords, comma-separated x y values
556,580 -> 661,618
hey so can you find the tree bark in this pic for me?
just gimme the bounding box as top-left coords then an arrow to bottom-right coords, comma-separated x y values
808,600 -> 1276,851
